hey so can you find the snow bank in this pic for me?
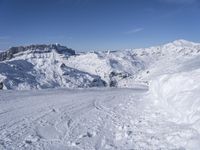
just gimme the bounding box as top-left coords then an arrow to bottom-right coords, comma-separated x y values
149,69 -> 200,127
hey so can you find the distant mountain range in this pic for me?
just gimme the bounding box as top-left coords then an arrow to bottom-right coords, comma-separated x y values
0,39 -> 200,90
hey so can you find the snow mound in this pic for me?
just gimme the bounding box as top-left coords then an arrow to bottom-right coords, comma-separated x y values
149,69 -> 200,129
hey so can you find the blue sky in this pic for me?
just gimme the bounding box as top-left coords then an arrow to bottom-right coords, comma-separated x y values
0,0 -> 200,51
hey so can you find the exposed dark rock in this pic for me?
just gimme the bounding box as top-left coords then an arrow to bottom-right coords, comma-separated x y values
109,80 -> 117,87
0,82 -> 3,90
60,63 -> 66,68
0,44 -> 76,61
91,78 -> 107,87
108,71 -> 131,87
109,71 -> 130,79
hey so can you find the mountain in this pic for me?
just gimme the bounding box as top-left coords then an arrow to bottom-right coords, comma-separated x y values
1,40 -> 200,149
0,40 -> 200,90
0,44 -> 106,89
0,44 -> 75,61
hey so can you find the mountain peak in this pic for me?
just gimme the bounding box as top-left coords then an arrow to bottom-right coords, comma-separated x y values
161,39 -> 199,49
171,39 -> 199,46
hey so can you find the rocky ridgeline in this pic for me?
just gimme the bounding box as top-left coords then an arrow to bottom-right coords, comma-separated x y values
0,44 -> 76,61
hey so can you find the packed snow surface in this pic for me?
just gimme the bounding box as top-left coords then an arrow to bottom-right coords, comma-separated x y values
1,40 -> 200,149
1,87 -> 200,150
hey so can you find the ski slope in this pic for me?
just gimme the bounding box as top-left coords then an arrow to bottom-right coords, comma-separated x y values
1,86 -> 200,150
1,40 -> 200,149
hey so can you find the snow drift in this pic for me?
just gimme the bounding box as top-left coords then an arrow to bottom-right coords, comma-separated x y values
149,69 -> 200,130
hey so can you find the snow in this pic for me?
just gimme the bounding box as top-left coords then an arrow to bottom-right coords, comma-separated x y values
1,39 -> 199,90
1,39 -> 200,149
1,85 -> 200,149
0,88 -> 146,149
149,69 -> 200,125
0,49 -> 106,89
0,74 -> 6,82
0,87 -> 199,150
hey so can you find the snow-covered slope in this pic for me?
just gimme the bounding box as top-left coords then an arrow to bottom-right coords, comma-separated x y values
64,51 -> 145,87
0,39 -> 200,90
149,69 -> 200,124
64,39 -> 200,87
0,44 -> 106,89
0,44 -> 145,89
1,86 -> 200,149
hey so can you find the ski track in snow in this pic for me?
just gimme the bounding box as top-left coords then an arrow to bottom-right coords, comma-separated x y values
0,87 -> 199,150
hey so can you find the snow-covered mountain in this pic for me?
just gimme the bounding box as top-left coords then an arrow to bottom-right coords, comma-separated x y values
0,39 -> 200,90
0,44 -> 106,89
1,40 -> 200,149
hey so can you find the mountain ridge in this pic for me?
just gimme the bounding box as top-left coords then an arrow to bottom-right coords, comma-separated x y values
0,39 -> 200,90
0,44 -> 75,62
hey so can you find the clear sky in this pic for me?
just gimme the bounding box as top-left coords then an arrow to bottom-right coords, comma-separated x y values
0,0 -> 200,51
